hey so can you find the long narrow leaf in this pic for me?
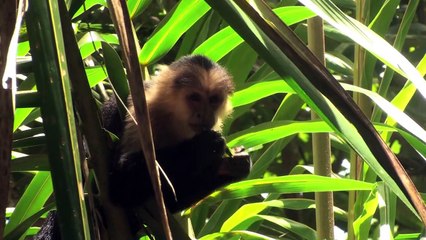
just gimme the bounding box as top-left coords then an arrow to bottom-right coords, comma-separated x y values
26,0 -> 91,238
193,6 -> 316,61
299,0 -> 426,99
4,172 -> 52,238
204,175 -> 374,203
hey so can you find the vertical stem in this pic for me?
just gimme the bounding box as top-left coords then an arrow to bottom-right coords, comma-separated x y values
307,16 -> 334,240
56,0 -> 134,238
106,0 -> 172,239
0,0 -> 17,236
0,89 -> 13,240
27,0 -> 91,238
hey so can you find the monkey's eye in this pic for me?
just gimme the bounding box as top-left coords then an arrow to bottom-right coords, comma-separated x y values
188,93 -> 202,103
209,95 -> 222,105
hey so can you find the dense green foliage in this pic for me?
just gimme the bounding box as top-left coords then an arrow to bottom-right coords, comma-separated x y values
5,0 -> 426,239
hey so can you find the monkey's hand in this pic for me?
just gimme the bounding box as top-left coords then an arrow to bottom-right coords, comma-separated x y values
188,130 -> 226,174
156,130 -> 225,176
110,130 -> 251,212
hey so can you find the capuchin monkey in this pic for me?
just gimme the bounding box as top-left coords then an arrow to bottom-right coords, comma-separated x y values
105,55 -> 251,212
33,55 -> 250,239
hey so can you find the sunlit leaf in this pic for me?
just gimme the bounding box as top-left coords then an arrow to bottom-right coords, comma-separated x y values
231,79 -> 294,107
17,41 -> 30,56
128,0 -> 151,18
4,172 -> 53,238
72,0 -> 106,19
78,32 -> 119,59
204,174 -> 374,203
194,6 -> 316,61
299,0 -> 426,99
85,66 -> 107,87
139,0 -> 210,65
353,187 -> 378,240
342,83 -> 426,143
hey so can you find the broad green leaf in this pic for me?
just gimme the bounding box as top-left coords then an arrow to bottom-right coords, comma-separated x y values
221,45 -> 257,89
13,108 -> 36,131
102,41 -> 129,100
231,79 -> 294,107
78,32 -> 119,59
17,41 -> 30,56
139,0 -> 210,65
79,41 -> 102,60
196,200 -> 244,237
128,0 -> 151,18
175,11 -> 215,58
102,41 -> 129,119
228,120 -> 330,148
369,0 -> 399,36
85,66 -> 108,87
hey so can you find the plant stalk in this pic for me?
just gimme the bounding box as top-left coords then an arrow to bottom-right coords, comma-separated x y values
307,16 -> 334,240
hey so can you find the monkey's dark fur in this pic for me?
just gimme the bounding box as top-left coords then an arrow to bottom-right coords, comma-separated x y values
33,55 -> 250,239
107,55 -> 249,213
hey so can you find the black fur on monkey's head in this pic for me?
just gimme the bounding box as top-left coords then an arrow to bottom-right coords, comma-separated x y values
171,55 -> 216,70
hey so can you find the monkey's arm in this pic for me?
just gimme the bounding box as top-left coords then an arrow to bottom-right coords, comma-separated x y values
109,131 -> 251,213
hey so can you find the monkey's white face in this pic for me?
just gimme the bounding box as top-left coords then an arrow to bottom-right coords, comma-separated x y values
165,87 -> 223,144
186,90 -> 221,132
